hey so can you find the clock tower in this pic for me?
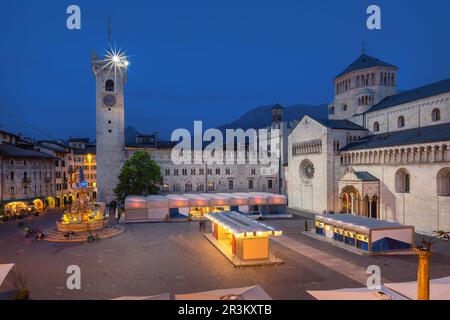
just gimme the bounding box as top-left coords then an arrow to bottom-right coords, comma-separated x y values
91,50 -> 127,204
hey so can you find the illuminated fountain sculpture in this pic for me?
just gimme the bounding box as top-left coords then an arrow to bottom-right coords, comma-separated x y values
57,168 -> 106,232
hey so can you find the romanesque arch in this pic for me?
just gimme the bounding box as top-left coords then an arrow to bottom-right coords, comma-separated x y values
340,186 -> 361,214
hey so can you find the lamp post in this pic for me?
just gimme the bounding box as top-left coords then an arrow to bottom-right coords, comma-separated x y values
414,231 -> 449,300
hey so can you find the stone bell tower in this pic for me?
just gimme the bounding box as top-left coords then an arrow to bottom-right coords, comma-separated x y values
91,50 -> 127,204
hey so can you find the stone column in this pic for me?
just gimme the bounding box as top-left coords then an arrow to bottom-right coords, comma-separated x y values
351,195 -> 355,214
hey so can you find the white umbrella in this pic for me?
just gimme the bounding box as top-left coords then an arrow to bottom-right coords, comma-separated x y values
307,286 -> 408,300
385,276 -> 450,300
175,285 -> 272,300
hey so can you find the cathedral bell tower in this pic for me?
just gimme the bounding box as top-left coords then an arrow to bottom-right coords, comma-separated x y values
91,49 -> 128,204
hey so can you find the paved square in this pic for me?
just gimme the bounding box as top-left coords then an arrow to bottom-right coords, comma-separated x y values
1,211 -> 449,300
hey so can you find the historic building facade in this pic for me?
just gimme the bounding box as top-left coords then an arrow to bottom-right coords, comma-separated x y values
286,53 -> 450,235
0,143 -> 57,213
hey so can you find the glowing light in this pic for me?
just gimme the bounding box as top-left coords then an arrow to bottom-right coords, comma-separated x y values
94,46 -> 130,83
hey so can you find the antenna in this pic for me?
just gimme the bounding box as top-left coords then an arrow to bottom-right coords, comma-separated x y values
107,16 -> 112,45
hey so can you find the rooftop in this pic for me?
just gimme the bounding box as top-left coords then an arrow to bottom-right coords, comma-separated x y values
316,214 -> 413,230
335,54 -> 397,79
341,123 -> 450,151
354,171 -> 379,182
367,78 -> 450,113
206,211 -> 281,236
312,117 -> 367,131
0,144 -> 55,159
73,146 -> 96,155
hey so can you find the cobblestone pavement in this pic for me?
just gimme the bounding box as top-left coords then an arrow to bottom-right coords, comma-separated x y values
0,213 -> 449,300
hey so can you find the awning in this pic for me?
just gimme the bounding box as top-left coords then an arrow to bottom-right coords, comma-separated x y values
182,194 -> 209,207
217,193 -> 249,206
205,211 -> 282,238
125,196 -> 147,210
175,285 -> 272,300
385,277 -> 450,300
146,195 -> 169,209
201,193 -> 229,206
112,293 -> 171,300
125,192 -> 288,210
166,194 -> 191,208
307,286 -> 408,300
0,264 -> 22,300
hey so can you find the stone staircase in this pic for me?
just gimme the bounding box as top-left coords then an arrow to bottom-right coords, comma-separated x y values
44,225 -> 125,243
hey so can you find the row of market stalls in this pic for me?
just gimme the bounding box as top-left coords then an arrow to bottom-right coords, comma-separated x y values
124,192 -> 288,223
315,214 -> 415,253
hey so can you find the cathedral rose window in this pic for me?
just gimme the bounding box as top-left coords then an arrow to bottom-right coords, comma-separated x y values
300,159 -> 315,181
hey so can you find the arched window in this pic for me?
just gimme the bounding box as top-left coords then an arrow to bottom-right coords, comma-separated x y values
395,168 -> 411,193
432,108 -> 441,122
342,104 -> 348,112
10,187 -> 14,195
105,79 -> 115,92
437,168 -> 450,196
373,122 -> 380,133
398,116 -> 405,128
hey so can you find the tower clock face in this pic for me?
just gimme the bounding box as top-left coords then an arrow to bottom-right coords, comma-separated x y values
103,94 -> 116,107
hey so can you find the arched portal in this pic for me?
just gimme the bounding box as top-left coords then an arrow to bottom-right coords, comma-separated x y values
33,199 -> 44,212
340,186 -> 361,215
46,197 -> 56,209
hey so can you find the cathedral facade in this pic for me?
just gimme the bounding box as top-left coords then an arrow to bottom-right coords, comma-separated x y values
286,54 -> 450,235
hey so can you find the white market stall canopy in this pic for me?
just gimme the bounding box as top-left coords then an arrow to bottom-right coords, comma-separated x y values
125,192 -> 287,210
0,264 -> 22,300
385,277 -> 450,300
206,211 -> 283,238
307,286 -> 409,300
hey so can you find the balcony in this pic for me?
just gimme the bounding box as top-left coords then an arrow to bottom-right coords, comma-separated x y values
44,177 -> 52,183
22,178 -> 31,184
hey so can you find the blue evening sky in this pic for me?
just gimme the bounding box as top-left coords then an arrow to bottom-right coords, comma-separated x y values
1,0 -> 449,140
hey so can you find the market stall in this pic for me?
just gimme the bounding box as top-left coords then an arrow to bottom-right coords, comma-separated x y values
205,211 -> 282,265
314,214 -> 415,253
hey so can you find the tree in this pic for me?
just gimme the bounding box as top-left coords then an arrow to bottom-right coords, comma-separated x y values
114,151 -> 163,203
